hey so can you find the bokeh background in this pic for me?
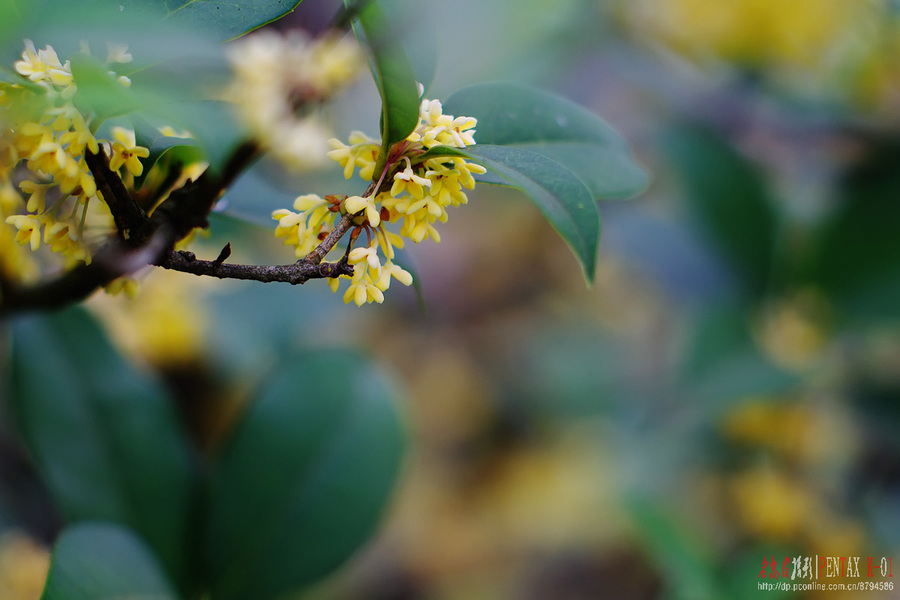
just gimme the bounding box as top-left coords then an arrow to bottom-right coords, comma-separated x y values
3,0 -> 900,598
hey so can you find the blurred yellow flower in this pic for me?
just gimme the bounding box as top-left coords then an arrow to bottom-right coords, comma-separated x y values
0,531 -> 49,600
625,0 -> 876,69
730,466 -> 816,541
722,398 -> 855,466
756,291 -> 831,371
90,269 -> 209,368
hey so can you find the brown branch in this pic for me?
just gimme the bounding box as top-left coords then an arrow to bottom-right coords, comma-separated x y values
84,147 -> 147,242
0,230 -> 172,315
155,249 -> 353,283
0,142 -> 372,316
305,214 -> 354,264
145,142 -> 260,243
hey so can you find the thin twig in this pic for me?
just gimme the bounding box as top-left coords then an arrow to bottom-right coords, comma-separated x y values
155,249 -> 353,284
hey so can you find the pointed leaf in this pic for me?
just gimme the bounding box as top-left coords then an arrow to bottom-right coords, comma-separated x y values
41,522 -> 179,600
115,0 -> 304,41
206,348 -> 405,600
464,144 -> 600,283
347,0 -> 420,149
8,308 -> 197,587
444,82 -> 648,199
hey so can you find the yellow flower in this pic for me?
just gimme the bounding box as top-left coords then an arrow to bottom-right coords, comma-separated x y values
343,271 -> 385,306
14,40 -> 73,88
0,531 -> 50,600
326,132 -> 380,180
108,127 -> 149,177
391,161 -> 432,199
6,214 -> 42,250
344,194 -> 380,227
275,90 -> 483,305
349,243 -> 382,273
376,261 -> 413,291
225,30 -> 363,171
271,194 -> 337,258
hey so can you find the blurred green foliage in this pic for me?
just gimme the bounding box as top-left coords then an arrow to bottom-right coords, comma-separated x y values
3,1 -> 900,600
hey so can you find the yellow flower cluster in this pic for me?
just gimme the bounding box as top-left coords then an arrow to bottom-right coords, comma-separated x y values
619,0 -> 900,113
226,30 -> 364,170
623,0 -> 875,70
272,94 -> 486,306
0,40 -> 149,271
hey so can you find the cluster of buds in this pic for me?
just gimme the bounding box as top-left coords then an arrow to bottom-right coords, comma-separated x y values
272,90 -> 486,306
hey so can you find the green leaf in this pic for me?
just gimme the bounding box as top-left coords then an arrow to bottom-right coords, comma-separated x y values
679,308 -> 794,413
464,144 -> 601,284
41,522 -> 179,600
206,348 -> 406,600
661,123 -> 779,299
628,497 -> 722,600
132,131 -> 204,191
347,0 -> 420,150
71,54 -> 142,120
8,308 -> 196,588
90,0 -> 303,41
804,139 -> 900,321
443,82 -> 649,199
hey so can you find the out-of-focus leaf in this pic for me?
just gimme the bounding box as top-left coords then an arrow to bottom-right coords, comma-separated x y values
679,308 -> 794,413
508,323 -> 622,418
628,497 -> 722,600
0,3 -> 240,170
661,123 -> 779,299
8,308 -> 196,587
164,0 -> 303,41
131,130 -> 204,191
444,82 -> 649,199
346,0 -> 420,150
41,522 -> 179,600
464,144 -> 600,284
805,140 -> 900,320
71,55 -> 142,120
206,348 -> 405,600
723,547 -> 796,600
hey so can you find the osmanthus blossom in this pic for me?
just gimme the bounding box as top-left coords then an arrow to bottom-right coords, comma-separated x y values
225,30 -> 364,171
0,29 -> 484,309
272,92 -> 486,306
0,40 -> 148,270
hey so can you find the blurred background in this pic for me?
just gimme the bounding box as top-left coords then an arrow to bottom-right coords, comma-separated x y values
3,0 -> 900,598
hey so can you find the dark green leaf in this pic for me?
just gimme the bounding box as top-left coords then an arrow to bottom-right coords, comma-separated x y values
206,348 -> 405,600
679,308 -> 794,413
41,522 -> 179,600
464,144 -> 600,284
444,82 -> 649,199
132,130 -> 204,191
107,0 -> 303,41
9,308 -> 196,587
661,123 -> 779,299
347,0 -> 420,150
805,139 -> 900,320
